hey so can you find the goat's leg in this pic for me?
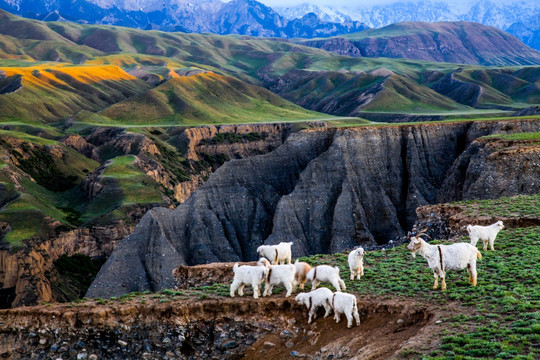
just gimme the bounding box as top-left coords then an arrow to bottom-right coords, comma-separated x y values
311,280 -> 319,291
334,311 -> 341,323
350,270 -> 355,281
284,282 -> 293,297
346,312 -> 353,328
441,272 -> 447,291
308,309 -> 314,324
300,280 -> 306,290
238,284 -> 245,296
489,238 -> 495,251
252,283 -> 260,299
230,280 -> 240,297
323,303 -> 332,318
332,279 -> 341,292
433,272 -> 439,290
471,264 -> 478,286
467,264 -> 473,284
483,240 -> 488,252
354,308 -> 360,326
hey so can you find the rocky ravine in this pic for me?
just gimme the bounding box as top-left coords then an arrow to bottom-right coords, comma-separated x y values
88,118 -> 540,298
0,123 -> 296,308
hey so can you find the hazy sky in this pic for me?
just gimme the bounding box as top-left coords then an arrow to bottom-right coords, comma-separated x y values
257,0 -> 520,7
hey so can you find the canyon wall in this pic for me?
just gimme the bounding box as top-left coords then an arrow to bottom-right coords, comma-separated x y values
88,118 -> 540,298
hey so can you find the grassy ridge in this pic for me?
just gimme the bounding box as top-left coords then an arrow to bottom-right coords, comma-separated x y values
101,72 -> 326,126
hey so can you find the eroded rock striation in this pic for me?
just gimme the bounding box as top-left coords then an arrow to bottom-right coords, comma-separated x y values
88,118 -> 540,298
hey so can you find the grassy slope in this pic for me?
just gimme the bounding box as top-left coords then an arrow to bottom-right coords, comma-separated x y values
0,130 -> 166,247
0,63 -> 152,124
101,72 -> 326,126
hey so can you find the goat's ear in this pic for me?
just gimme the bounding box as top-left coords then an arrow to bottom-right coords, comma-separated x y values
353,246 -> 358,250
407,231 -> 413,240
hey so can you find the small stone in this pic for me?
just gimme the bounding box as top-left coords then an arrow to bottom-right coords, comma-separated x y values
285,341 -> 294,348
222,340 -> 238,349
162,337 -> 171,344
77,353 -> 88,360
396,319 -> 404,325
118,340 -> 128,347
39,338 -> 47,345
166,351 -> 175,357
58,347 -> 67,353
28,332 -> 37,338
141,352 -> 152,359
77,341 -> 85,348
280,330 -> 292,338
89,355 -> 98,360
50,344 -> 59,352
263,341 -> 276,348
435,320 -> 442,324
291,351 -> 299,357
143,343 -> 152,352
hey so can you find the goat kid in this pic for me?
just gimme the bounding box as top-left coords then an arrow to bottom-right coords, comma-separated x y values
348,247 -> 365,280
328,292 -> 360,328
230,259 -> 269,299
257,242 -> 293,265
295,288 -> 333,324
263,263 -> 296,297
467,220 -> 504,251
306,265 -> 346,292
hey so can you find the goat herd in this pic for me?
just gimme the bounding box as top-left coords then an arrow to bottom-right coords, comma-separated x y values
229,221 -> 505,328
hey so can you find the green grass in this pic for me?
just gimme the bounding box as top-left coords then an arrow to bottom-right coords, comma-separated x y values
485,132 -> 540,141
456,193 -> 540,218
101,155 -> 163,205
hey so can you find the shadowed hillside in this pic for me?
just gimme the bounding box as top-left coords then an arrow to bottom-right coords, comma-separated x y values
301,21 -> 540,66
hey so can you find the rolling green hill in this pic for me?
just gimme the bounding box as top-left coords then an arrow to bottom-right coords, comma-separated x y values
0,9 -> 539,123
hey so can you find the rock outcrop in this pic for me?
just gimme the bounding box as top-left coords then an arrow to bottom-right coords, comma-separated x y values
87,118 -> 540,298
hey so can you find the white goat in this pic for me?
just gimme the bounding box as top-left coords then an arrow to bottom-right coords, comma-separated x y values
329,292 -> 360,328
295,288 -> 333,324
257,242 -> 293,265
467,221 -> 504,251
348,247 -> 365,280
306,265 -> 346,292
407,229 -> 482,291
230,259 -> 269,299
263,263 -> 296,297
294,260 -> 312,290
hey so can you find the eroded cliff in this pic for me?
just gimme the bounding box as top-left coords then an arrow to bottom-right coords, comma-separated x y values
88,118 -> 540,298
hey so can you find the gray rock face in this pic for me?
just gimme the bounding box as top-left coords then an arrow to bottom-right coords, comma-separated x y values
87,119 -> 540,298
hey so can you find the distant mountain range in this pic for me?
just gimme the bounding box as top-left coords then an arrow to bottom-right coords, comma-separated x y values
1,1 -> 538,51
300,21 -> 540,66
276,1 -> 540,50
0,0 -> 367,38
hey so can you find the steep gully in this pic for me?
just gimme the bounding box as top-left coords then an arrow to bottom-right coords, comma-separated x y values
88,118 -> 540,298
0,123 -> 297,308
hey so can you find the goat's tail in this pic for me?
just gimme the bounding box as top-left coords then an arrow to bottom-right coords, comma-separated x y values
466,225 -> 472,235
233,263 -> 239,273
334,266 -> 340,273
476,250 -> 482,260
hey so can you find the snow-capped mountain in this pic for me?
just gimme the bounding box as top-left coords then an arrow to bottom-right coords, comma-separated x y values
0,0 -> 367,38
276,0 -> 540,49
